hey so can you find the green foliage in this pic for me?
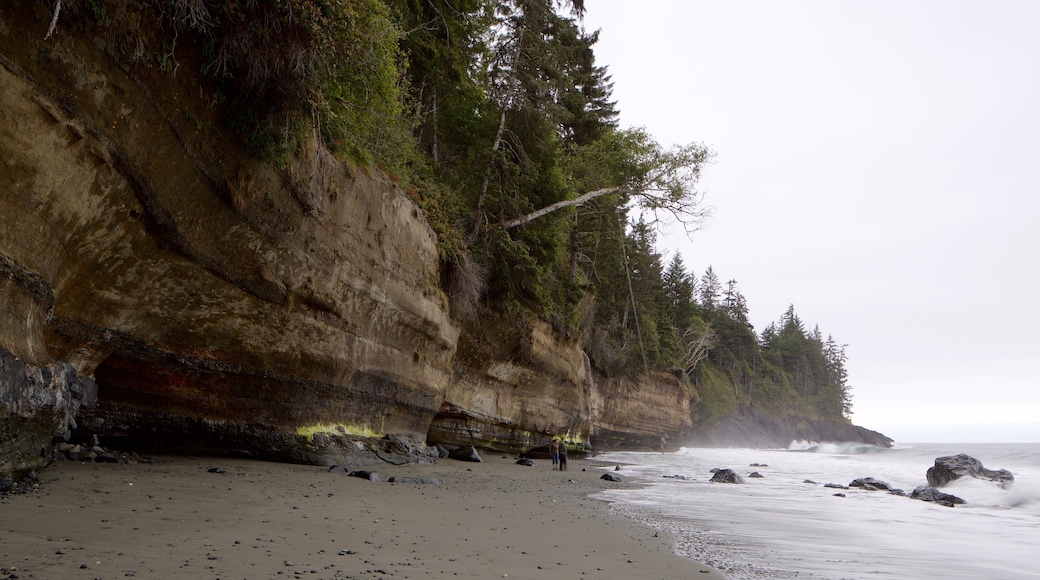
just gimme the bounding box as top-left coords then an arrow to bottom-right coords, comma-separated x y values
154,0 -> 415,163
690,362 -> 739,426
86,0 -> 109,26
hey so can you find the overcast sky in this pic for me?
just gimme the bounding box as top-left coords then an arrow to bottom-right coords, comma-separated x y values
582,0 -> 1040,443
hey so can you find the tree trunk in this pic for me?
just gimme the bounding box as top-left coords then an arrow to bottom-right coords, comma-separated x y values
466,109 -> 508,247
501,187 -> 618,229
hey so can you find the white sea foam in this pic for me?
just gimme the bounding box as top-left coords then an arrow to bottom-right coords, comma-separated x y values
593,442 -> 1040,579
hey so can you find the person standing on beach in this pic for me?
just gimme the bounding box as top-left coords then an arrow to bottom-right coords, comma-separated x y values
558,441 -> 568,471
550,438 -> 560,470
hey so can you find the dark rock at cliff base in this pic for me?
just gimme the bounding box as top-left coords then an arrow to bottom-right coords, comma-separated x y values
371,435 -> 438,465
328,465 -> 347,473
911,485 -> 965,507
0,471 -> 40,496
601,472 -> 623,482
1,345 -> 96,476
710,469 -> 745,484
348,470 -> 385,482
388,476 -> 443,486
926,454 -> 1014,489
515,458 -> 535,467
849,477 -> 892,491
448,446 -> 482,463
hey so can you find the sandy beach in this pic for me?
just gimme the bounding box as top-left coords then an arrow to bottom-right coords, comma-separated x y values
1,453 -> 726,579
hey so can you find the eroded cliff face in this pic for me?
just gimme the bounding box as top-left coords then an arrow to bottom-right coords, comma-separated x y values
0,3 -> 458,472
590,372 -> 694,451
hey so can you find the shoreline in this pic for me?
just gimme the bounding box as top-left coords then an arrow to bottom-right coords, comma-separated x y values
1,453 -> 727,579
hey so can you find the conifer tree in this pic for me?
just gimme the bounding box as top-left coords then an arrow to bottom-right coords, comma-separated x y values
699,266 -> 722,309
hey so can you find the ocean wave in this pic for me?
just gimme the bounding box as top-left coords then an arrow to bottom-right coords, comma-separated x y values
786,440 -> 890,455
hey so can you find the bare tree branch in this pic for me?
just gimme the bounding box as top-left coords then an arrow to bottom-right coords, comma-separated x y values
44,0 -> 62,40
501,187 -> 618,229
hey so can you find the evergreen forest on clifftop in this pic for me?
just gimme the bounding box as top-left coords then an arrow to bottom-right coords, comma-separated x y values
63,0 -> 853,426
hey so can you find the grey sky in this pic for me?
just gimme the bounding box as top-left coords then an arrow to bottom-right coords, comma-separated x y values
583,1 -> 1040,443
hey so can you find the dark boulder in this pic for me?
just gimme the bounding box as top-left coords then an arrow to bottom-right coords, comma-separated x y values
824,483 -> 848,489
911,485 -> 965,507
849,477 -> 892,491
710,468 -> 745,484
388,476 -> 444,486
926,454 -> 1014,489
328,465 -> 347,473
515,458 -> 535,467
348,470 -> 385,482
448,445 -> 482,463
748,471 -> 764,478
371,435 -> 438,465
601,472 -> 623,482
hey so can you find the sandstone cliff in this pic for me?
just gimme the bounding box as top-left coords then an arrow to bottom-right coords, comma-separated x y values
1,2 -> 459,472
0,4 -> 886,477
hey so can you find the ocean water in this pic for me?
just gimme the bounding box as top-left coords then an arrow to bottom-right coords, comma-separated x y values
593,442 -> 1040,579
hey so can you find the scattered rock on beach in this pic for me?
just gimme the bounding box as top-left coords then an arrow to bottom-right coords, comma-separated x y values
926,454 -> 1014,489
388,476 -> 444,486
328,465 -> 347,473
849,477 -> 891,491
824,483 -> 848,489
710,469 -> 745,484
348,470 -> 385,482
448,446 -> 482,463
748,472 -> 764,478
910,485 -> 965,507
515,458 -> 536,467
601,473 -> 622,482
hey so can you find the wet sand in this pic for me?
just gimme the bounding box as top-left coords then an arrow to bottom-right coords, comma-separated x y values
1,453 -> 726,579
